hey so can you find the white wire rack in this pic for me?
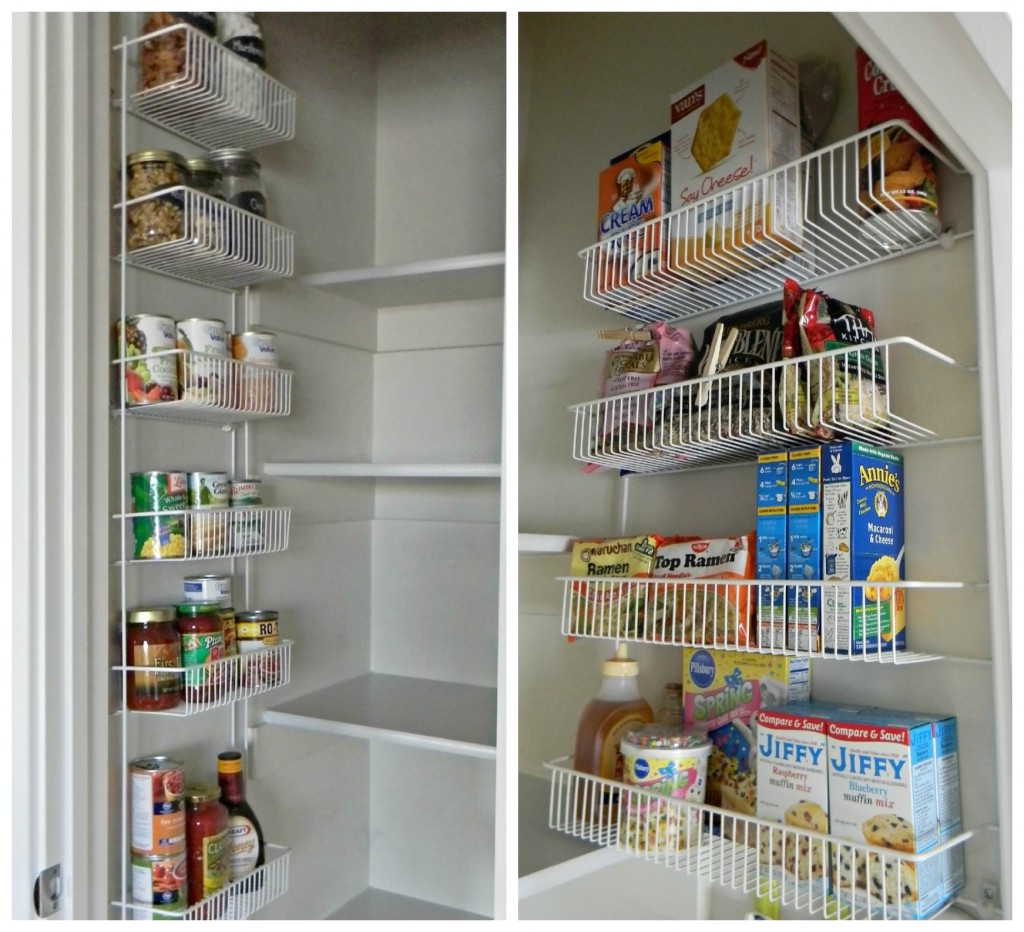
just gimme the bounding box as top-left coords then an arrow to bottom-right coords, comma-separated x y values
572,337 -> 967,474
114,843 -> 290,920
113,350 -> 293,423
545,758 -> 973,920
558,576 -> 978,663
115,640 -> 293,716
115,186 -> 294,290
116,506 -> 291,562
116,23 -> 296,150
579,121 -> 967,323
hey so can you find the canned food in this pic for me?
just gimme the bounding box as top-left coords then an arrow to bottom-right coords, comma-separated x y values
183,574 -> 232,605
176,318 -> 228,405
124,607 -> 182,712
220,606 -> 237,657
131,472 -> 187,560
229,479 -> 262,507
115,315 -> 179,406
231,507 -> 264,554
230,332 -> 278,411
187,471 -> 230,557
230,331 -> 277,364
125,150 -> 187,250
131,851 -> 188,911
235,610 -> 281,686
129,756 -> 187,857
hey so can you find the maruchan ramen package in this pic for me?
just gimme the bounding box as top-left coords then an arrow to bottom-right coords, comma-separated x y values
569,535 -> 661,638
821,440 -> 905,654
597,132 -> 672,286
682,648 -> 810,816
648,533 -> 755,647
669,41 -> 806,278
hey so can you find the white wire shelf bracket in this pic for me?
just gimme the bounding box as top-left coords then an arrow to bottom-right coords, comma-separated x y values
579,121 -> 968,323
112,350 -> 293,423
556,576 -> 985,663
115,24 -> 296,149
571,337 -> 969,474
114,506 -> 291,563
544,758 -> 975,921
115,187 -> 294,291
114,641 -> 294,716
113,843 -> 290,919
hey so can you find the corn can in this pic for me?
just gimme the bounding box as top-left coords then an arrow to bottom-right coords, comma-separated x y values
131,472 -> 187,560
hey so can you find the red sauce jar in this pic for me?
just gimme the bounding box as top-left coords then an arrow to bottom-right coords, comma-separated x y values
184,783 -> 229,913
176,602 -> 225,705
125,607 -> 182,711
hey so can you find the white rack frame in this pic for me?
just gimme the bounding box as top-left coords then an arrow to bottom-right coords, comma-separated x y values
579,121 -> 967,322
571,337 -> 970,474
113,349 -> 293,423
114,844 -> 291,920
115,22 -> 296,150
115,506 -> 291,562
116,186 -> 295,291
115,640 -> 293,715
544,758 -> 976,921
557,576 -> 977,663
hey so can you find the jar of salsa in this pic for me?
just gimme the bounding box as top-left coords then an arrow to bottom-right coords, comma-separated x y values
125,607 -> 182,711
184,783 -> 229,913
176,602 -> 224,705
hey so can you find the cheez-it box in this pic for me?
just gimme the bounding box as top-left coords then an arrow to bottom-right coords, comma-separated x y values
668,41 -> 805,276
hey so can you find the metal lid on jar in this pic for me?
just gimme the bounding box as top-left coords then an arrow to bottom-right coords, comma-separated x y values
235,610 -> 279,622
176,601 -> 222,616
185,157 -> 221,174
624,723 -> 711,751
184,783 -> 222,805
207,148 -> 260,169
127,606 -> 178,624
126,149 -> 188,169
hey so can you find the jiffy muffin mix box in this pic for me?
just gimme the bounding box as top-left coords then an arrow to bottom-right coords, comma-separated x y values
821,440 -> 905,654
826,707 -> 945,918
668,40 -> 807,277
682,648 -> 810,816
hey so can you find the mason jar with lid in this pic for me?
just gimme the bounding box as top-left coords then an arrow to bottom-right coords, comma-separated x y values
124,606 -> 182,711
185,158 -> 226,200
125,149 -> 187,250
207,149 -> 266,218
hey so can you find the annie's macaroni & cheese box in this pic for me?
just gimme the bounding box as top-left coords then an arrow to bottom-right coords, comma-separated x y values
668,41 -> 806,277
756,450 -> 788,648
821,440 -> 905,654
682,648 -> 810,816
787,446 -> 822,652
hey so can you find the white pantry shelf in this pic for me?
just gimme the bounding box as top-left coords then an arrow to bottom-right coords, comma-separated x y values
328,888 -> 489,920
299,252 -> 505,307
263,462 -> 501,479
519,533 -> 575,554
261,673 -> 498,760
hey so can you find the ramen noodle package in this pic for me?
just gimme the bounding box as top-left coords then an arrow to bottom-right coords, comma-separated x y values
821,440 -> 905,654
569,535 -> 662,638
669,41 -> 806,277
682,648 -> 811,817
648,533 -> 756,646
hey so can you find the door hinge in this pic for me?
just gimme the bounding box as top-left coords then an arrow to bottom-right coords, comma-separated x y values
34,864 -> 61,918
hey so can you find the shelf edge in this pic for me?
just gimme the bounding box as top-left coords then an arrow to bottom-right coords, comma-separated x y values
263,462 -> 501,478
299,252 -> 506,288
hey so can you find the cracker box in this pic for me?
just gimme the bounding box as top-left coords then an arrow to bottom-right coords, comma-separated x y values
787,447 -> 822,652
826,707 -> 945,918
821,440 -> 905,654
754,701 -> 857,897
596,133 -> 672,287
668,41 -> 806,277
682,648 -> 810,816
756,451 -> 788,648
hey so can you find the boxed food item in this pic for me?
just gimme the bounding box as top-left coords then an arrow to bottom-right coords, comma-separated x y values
668,40 -> 806,277
856,48 -> 941,248
597,132 -> 672,286
930,715 -> 966,904
648,533 -> 755,646
787,446 -> 822,651
827,707 -> 949,918
568,535 -> 661,638
821,440 -> 905,654
756,451 -> 788,648
682,648 -> 810,816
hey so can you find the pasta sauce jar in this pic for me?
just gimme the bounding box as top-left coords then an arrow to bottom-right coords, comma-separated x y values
125,606 -> 182,711
184,783 -> 229,913
176,602 -> 225,705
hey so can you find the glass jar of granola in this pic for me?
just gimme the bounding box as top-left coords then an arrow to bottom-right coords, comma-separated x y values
125,150 -> 187,251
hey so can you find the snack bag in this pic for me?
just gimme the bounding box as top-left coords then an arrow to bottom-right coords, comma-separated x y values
779,279 -> 816,438
568,535 -> 662,639
648,533 -> 756,646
